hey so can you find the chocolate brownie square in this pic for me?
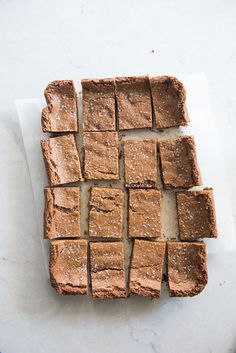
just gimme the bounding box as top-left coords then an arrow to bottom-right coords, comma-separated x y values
159,135 -> 202,189
150,76 -> 189,129
90,241 -> 126,299
89,187 -> 124,238
82,78 -> 116,131
115,76 -> 153,130
83,131 -> 119,180
176,188 -> 217,240
41,133 -> 82,186
167,241 -> 208,297
42,80 -> 78,132
49,239 -> 88,295
44,187 -> 80,239
128,189 -> 162,238
129,240 -> 165,298
124,139 -> 158,188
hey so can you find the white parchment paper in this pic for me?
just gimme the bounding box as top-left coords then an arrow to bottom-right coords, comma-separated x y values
16,72 -> 236,279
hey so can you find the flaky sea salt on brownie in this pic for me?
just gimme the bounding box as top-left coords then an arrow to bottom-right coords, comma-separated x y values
167,241 -> 208,297
150,76 -> 189,129
44,187 -> 80,239
115,76 -> 153,130
124,139 -> 158,188
128,189 -> 162,238
176,188 -> 217,240
90,241 -> 126,299
159,135 -> 202,189
83,131 -> 119,180
129,240 -> 165,298
41,80 -> 78,133
89,187 -> 124,238
41,133 -> 82,186
82,78 -> 116,131
49,239 -> 88,295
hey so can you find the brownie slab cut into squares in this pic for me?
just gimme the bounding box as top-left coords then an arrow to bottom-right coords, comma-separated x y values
128,189 -> 162,238
49,239 -> 88,295
41,133 -> 82,186
82,78 -> 116,131
42,80 -> 78,133
83,131 -> 119,180
124,139 -> 158,188
176,188 -> 217,240
44,187 -> 80,239
41,74 -> 216,304
90,242 -> 126,299
129,240 -> 166,298
115,76 -> 153,130
89,187 -> 124,239
159,135 -> 202,189
150,76 -> 189,129
167,241 -> 208,297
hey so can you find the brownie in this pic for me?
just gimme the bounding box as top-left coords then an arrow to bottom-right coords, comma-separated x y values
82,78 -> 116,131
41,133 -> 82,186
176,188 -> 217,240
129,240 -> 166,298
83,132 -> 119,180
159,135 -> 202,189
49,239 -> 88,295
167,241 -> 208,297
150,76 -> 189,129
90,241 -> 126,299
89,187 -> 124,238
41,80 -> 78,133
44,187 -> 80,239
115,76 -> 153,130
128,189 -> 162,238
124,139 -> 158,188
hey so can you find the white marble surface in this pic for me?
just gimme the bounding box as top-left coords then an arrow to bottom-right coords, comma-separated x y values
0,1 -> 236,352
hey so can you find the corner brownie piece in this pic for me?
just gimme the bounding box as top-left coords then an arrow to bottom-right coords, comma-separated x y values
49,239 -> 88,295
176,188 -> 217,240
128,189 -> 162,238
41,134 -> 82,186
44,187 -> 80,239
89,187 -> 124,238
129,240 -> 165,298
82,78 -> 116,131
150,76 -> 189,129
115,76 -> 152,130
159,135 -> 202,189
124,139 -> 158,188
83,132 -> 119,180
90,242 -> 126,299
167,241 -> 208,297
42,80 -> 78,132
